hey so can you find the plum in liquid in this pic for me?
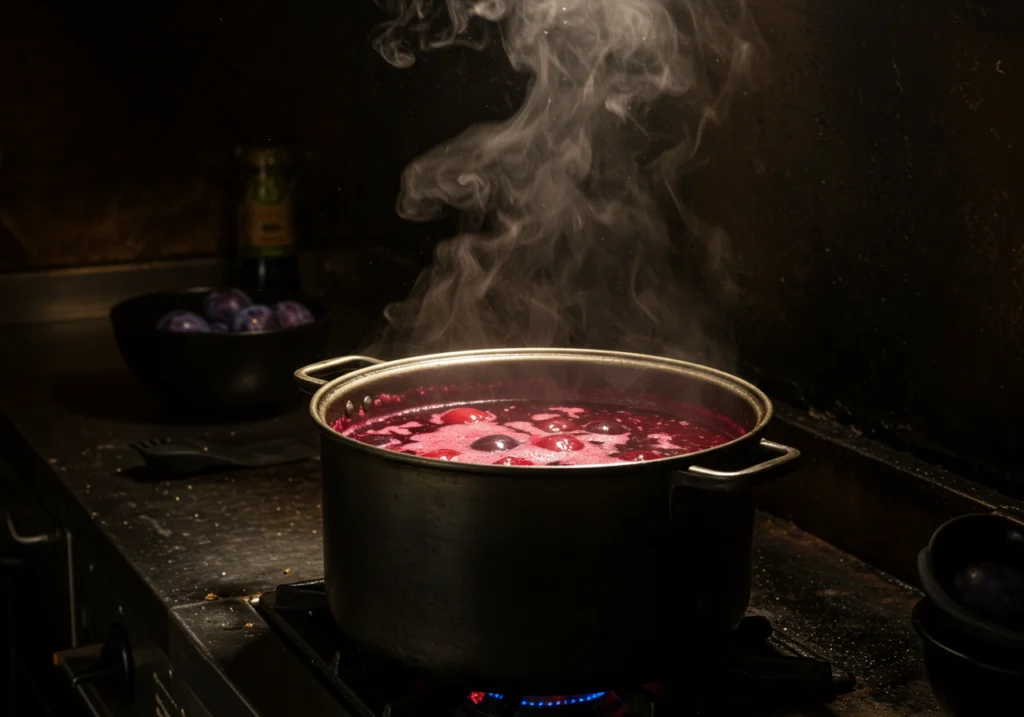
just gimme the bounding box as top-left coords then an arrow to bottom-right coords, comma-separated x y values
334,399 -> 740,466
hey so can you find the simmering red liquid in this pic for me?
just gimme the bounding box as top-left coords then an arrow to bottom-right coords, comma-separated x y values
334,399 -> 739,466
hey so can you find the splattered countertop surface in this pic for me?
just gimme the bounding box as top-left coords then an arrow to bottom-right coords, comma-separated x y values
0,318 -> 939,715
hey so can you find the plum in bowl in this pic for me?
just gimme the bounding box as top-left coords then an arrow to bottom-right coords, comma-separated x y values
917,513 -> 1024,655
110,287 -> 334,415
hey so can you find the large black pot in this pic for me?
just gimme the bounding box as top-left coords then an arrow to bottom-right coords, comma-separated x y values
294,349 -> 799,693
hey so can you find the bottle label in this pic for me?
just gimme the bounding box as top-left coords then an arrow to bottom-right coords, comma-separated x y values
238,160 -> 295,256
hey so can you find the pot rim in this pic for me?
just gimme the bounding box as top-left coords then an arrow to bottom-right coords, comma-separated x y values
306,347 -> 773,474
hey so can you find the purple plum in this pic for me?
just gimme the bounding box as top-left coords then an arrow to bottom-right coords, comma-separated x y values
210,322 -> 229,333
583,420 -> 628,435
954,561 -> 1024,622
156,310 -> 210,333
470,435 -> 521,452
202,287 -> 252,324
232,304 -> 279,332
274,300 -> 315,329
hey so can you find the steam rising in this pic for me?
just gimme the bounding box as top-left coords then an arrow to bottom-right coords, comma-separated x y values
368,0 -> 763,365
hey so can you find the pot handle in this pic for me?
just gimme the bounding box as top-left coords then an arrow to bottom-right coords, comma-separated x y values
294,355 -> 385,394
672,439 -> 800,493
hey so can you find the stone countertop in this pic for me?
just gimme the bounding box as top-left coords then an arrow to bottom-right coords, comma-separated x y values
0,318 -> 331,605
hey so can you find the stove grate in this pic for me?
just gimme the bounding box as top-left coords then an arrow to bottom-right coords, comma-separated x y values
258,581 -> 855,717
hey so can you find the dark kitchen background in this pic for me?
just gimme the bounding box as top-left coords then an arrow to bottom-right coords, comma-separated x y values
2,0 -> 1023,494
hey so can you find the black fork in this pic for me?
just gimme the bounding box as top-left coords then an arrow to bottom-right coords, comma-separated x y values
128,437 -> 175,453
128,436 -> 317,477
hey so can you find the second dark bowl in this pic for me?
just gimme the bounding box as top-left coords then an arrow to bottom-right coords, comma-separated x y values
917,512 -> 1024,653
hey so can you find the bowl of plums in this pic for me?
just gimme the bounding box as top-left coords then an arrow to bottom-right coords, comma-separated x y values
914,512 -> 1024,716
110,287 -> 333,415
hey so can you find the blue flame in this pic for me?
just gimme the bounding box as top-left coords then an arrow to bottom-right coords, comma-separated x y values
484,692 -> 607,709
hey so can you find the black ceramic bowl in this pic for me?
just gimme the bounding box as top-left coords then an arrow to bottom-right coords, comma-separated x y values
912,598 -> 1024,717
917,513 -> 1024,653
110,288 -> 334,416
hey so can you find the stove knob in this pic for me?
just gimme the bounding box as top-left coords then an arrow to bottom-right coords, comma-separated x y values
56,623 -> 135,702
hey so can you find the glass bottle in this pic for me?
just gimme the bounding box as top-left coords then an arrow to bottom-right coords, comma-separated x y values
232,146 -> 302,296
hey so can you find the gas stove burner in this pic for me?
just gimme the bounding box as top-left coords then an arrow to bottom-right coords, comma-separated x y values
258,581 -> 857,717
469,691 -> 608,710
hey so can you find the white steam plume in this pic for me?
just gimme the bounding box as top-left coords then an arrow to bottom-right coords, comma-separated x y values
367,0 -> 764,365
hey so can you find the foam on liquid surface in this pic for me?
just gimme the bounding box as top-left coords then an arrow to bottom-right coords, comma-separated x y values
334,399 -> 739,466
